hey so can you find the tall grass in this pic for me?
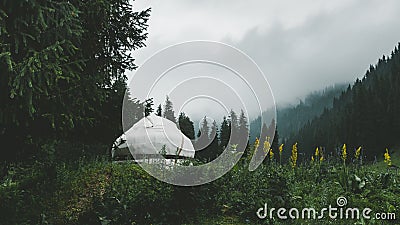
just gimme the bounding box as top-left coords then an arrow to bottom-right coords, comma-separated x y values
0,143 -> 399,224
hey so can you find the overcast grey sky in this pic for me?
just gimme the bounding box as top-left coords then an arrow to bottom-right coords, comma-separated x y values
126,0 -> 400,120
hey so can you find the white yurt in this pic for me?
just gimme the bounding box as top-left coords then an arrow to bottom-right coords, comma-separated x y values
112,114 -> 195,160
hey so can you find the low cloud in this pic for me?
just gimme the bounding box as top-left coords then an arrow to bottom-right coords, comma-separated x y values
128,0 -> 400,118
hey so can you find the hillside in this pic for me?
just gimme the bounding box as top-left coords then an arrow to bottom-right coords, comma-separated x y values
249,84 -> 347,143
277,84 -> 348,140
291,43 -> 400,158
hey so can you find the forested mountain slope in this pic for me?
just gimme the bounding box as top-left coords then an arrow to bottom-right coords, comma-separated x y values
277,84 -> 347,140
249,84 -> 347,143
291,43 -> 400,158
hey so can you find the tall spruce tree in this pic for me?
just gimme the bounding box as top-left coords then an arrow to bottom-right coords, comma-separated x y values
238,109 -> 249,154
229,110 -> 238,147
163,95 -> 176,123
0,0 -> 150,161
156,104 -> 162,116
178,112 -> 195,140
195,116 -> 211,161
144,98 -> 154,117
122,88 -> 144,132
220,116 -> 230,150
209,120 -> 221,159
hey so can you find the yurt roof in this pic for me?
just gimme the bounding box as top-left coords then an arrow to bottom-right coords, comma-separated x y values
123,114 -> 195,158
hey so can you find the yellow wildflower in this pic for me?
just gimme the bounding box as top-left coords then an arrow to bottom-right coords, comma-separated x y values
291,143 -> 298,169
311,156 -> 314,162
384,148 -> 392,166
279,144 -> 284,155
269,148 -> 274,160
355,146 -> 361,159
278,143 -> 284,165
319,147 -> 324,162
264,140 -> 270,151
342,144 -> 347,162
315,147 -> 319,157
254,138 -> 260,150
263,137 -> 271,155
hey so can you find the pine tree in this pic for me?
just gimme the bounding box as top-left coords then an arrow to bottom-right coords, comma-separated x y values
0,0 -> 151,161
220,116 -> 230,150
238,109 -> 249,154
209,120 -> 221,159
144,98 -> 154,117
229,110 -> 238,147
178,112 -> 195,140
163,95 -> 176,123
156,104 -> 162,116
122,88 -> 144,132
195,116 -> 211,161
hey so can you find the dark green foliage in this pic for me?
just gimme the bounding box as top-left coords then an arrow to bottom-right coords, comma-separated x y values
253,122 -> 269,161
3,150 -> 398,224
193,110 -> 248,162
122,88 -> 144,132
178,112 -> 195,140
196,116 -> 211,161
215,163 -> 290,221
195,117 -> 224,162
0,0 -> 150,162
220,116 -> 230,150
272,127 -> 279,152
237,109 -> 249,154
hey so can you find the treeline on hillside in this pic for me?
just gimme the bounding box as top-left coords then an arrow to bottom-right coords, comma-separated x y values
0,0 -> 150,163
248,84 -> 346,145
290,43 -> 400,159
277,84 -> 347,140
